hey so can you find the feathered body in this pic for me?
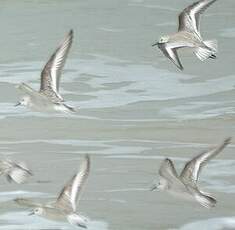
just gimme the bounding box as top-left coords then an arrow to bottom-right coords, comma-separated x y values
152,138 -> 231,208
16,30 -> 75,113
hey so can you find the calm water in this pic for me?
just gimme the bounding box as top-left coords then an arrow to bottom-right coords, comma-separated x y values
0,0 -> 235,229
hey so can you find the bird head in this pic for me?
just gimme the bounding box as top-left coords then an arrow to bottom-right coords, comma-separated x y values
15,95 -> 31,107
152,35 -> 169,47
159,35 -> 170,43
29,207 -> 44,216
150,178 -> 168,191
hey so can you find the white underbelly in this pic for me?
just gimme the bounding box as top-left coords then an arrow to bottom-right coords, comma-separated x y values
29,100 -> 70,113
168,190 -> 195,202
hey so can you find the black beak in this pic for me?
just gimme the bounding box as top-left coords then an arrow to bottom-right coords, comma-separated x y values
28,210 -> 34,216
150,184 -> 157,191
15,102 -> 21,107
152,42 -> 159,47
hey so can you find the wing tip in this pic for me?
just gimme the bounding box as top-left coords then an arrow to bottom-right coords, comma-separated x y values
16,82 -> 26,89
67,29 -> 74,42
63,29 -> 73,46
178,65 -> 184,71
84,154 -> 90,169
162,158 -> 174,168
15,84 -> 20,89
224,137 -> 232,146
196,193 -> 217,209
78,154 -> 90,176
175,60 -> 184,71
68,29 -> 74,38
14,198 -> 27,206
14,198 -> 22,204
165,158 -> 171,162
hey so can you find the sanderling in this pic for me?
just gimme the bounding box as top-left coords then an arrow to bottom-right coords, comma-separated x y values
16,30 -> 75,112
153,0 -> 218,70
0,159 -> 32,184
15,155 -> 90,228
151,137 -> 231,208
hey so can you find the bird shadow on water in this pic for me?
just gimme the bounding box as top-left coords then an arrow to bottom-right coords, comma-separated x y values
0,212 -> 109,230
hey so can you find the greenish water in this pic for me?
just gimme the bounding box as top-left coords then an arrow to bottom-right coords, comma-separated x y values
0,0 -> 234,229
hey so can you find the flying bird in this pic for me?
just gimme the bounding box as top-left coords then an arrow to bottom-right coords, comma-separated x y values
16,30 -> 75,112
151,137 -> 231,208
0,159 -> 32,184
15,155 -> 90,228
153,0 -> 218,70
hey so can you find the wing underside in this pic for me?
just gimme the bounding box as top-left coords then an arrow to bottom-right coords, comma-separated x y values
178,0 -> 217,37
40,30 -> 73,101
55,155 -> 90,212
180,137 -> 231,184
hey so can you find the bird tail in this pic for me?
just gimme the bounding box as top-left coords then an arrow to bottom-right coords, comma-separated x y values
67,214 -> 88,228
194,40 -> 217,61
204,39 -> 218,52
195,192 -> 217,209
63,104 -> 76,113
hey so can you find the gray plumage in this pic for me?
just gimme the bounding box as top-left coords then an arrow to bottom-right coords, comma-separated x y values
178,0 -> 217,37
16,30 -> 75,112
0,159 -> 32,184
54,154 -> 90,213
40,30 -> 73,103
15,155 -> 90,228
153,0 -> 218,70
151,138 -> 231,208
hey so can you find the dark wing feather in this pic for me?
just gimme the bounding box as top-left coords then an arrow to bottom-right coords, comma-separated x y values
55,155 -> 90,212
178,0 -> 217,36
180,137 -> 231,184
158,43 -> 184,70
1,160 -> 32,184
40,30 -> 73,101
159,158 -> 179,183
14,198 -> 42,208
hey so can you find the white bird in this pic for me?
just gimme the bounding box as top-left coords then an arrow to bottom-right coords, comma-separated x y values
15,155 -> 90,228
16,30 -> 75,112
152,0 -> 218,70
0,159 -> 32,184
151,137 -> 231,208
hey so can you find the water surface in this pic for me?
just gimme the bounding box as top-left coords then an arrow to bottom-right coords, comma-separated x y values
0,0 -> 234,229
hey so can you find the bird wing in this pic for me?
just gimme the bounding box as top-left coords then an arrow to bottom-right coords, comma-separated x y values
158,43 -> 184,70
159,158 -> 179,184
14,198 -> 42,208
178,0 -> 217,37
17,83 -> 42,100
2,160 -> 32,184
180,137 -> 231,184
8,167 -> 32,184
55,155 -> 90,212
17,161 -> 32,174
40,30 -> 73,101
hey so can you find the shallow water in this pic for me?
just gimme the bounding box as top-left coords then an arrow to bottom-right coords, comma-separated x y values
0,0 -> 235,229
